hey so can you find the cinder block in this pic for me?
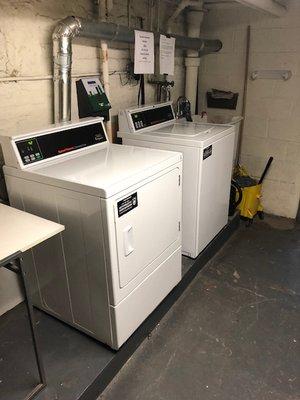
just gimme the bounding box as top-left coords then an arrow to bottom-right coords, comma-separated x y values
198,73 -> 236,92
247,80 -> 275,99
241,136 -> 287,160
265,160 -> 299,183
262,179 -> 299,218
268,118 -> 300,142
243,116 -> 268,138
251,27 -> 300,54
232,29 -> 247,54
273,77 -> 300,99
246,98 -> 292,120
204,53 -> 244,76
286,142 -> 300,164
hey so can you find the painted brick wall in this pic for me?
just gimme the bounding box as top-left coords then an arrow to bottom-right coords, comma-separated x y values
198,0 -> 300,219
0,0 -> 185,315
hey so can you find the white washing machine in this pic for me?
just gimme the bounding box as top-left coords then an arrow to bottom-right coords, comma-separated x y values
0,117 -> 182,349
118,102 -> 235,259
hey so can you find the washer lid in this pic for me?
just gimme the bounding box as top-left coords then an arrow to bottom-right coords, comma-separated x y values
155,123 -> 213,137
18,144 -> 182,198
121,121 -> 234,147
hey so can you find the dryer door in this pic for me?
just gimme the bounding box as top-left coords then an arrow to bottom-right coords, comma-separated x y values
114,167 -> 181,288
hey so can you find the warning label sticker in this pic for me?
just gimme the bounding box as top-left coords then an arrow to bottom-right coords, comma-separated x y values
117,192 -> 138,217
203,145 -> 212,160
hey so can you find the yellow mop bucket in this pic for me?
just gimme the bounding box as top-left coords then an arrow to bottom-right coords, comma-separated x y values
238,183 -> 263,220
234,157 -> 273,224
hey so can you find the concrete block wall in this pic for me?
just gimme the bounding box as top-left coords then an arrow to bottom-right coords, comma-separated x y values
198,0 -> 300,219
0,0 -> 185,315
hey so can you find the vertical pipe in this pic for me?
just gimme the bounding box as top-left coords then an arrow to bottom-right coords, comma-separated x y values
52,16 -> 82,123
100,41 -> 112,142
53,36 -> 72,122
98,1 -> 112,142
185,7 -> 204,115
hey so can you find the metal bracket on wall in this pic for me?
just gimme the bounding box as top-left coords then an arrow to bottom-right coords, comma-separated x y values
250,70 -> 292,81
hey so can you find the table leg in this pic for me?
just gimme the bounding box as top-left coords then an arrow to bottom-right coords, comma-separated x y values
16,257 -> 46,399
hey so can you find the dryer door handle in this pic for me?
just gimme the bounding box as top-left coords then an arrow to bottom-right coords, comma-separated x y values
123,225 -> 134,257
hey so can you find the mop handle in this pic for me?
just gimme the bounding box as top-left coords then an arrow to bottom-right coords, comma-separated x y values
259,157 -> 274,184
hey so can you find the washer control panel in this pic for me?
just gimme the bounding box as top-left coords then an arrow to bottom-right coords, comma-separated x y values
130,104 -> 174,131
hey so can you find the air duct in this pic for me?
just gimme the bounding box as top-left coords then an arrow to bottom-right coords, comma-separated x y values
53,16 -> 222,124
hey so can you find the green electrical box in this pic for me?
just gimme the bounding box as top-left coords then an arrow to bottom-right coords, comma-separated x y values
76,78 -> 111,121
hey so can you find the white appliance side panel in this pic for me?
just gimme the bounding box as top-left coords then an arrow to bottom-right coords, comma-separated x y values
196,132 -> 235,255
5,175 -> 73,321
54,191 -> 111,339
114,167 -> 181,288
110,247 -> 181,349
0,137 -> 19,169
5,175 -> 112,344
122,138 -> 199,258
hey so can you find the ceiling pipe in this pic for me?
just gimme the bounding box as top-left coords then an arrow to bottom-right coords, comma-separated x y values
53,16 -> 222,123
235,0 -> 287,17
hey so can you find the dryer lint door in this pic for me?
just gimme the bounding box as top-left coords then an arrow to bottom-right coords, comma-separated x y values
114,167 -> 181,288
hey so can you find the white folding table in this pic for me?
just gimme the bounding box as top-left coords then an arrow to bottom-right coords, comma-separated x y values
0,204 -> 64,400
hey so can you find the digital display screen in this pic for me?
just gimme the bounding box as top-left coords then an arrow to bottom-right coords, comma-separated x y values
16,122 -> 106,166
131,105 -> 174,131
16,139 -> 43,165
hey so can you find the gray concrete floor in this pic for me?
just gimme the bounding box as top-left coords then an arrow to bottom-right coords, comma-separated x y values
99,216 -> 300,400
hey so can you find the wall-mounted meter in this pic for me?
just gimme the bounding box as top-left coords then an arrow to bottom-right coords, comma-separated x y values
76,78 -> 111,121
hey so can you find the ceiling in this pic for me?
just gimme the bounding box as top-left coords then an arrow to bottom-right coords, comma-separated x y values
203,0 -> 288,16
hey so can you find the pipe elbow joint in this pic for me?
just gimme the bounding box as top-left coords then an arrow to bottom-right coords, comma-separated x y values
52,16 -> 83,40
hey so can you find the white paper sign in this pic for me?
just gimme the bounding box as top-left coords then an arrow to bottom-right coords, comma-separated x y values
134,30 -> 154,74
159,35 -> 175,75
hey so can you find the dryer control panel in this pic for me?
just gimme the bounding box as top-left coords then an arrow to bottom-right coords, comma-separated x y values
0,118 -> 107,169
15,122 -> 107,166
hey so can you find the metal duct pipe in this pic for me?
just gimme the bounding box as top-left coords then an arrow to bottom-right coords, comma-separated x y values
53,16 -> 222,123
53,17 -> 82,122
